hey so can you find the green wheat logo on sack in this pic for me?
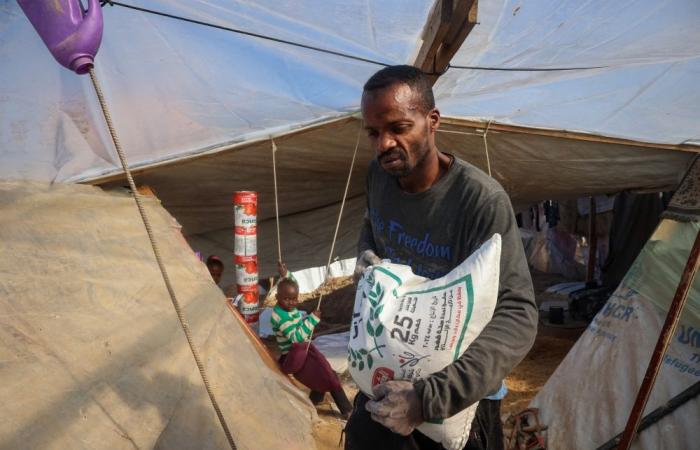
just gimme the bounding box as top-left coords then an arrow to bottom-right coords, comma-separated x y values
348,280 -> 386,371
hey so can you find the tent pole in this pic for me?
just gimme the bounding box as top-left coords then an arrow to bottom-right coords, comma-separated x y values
586,196 -> 598,286
617,227 -> 700,449
413,0 -> 479,84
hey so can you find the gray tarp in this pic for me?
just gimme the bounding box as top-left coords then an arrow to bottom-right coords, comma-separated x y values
0,181 -> 316,450
111,117 -> 692,284
3,0 -> 696,276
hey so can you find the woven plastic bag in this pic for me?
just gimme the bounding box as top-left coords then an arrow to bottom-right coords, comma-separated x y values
348,234 -> 501,450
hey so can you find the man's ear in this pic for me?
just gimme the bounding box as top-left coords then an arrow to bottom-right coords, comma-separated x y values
428,108 -> 440,132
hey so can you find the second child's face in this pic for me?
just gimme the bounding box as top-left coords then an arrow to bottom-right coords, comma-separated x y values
208,265 -> 223,284
277,283 -> 299,311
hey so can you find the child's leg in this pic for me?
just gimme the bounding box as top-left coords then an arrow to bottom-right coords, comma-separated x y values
330,388 -> 353,417
282,343 -> 352,417
309,390 -> 325,405
279,348 -> 328,406
278,343 -> 309,375
292,343 -> 343,393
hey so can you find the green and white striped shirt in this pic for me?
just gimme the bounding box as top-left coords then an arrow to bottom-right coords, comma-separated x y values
271,305 -> 320,354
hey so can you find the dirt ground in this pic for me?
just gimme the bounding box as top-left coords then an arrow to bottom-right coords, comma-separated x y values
263,270 -> 584,449
502,270 -> 586,416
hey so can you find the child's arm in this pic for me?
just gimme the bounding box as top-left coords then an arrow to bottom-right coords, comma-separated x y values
277,261 -> 297,283
280,313 -> 320,343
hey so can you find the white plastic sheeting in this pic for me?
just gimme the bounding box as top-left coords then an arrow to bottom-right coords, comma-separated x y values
293,257 -> 357,294
3,0 -> 699,186
313,331 -> 351,374
0,0 -> 434,182
436,0 -> 700,146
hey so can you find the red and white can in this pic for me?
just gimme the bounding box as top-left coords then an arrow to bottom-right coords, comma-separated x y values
233,191 -> 257,228
234,232 -> 257,256
233,191 -> 259,329
237,283 -> 259,294
235,255 -> 258,287
242,312 -> 260,325
237,291 -> 259,315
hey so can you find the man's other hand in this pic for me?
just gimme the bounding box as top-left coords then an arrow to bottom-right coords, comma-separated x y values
365,380 -> 423,436
354,250 -> 382,282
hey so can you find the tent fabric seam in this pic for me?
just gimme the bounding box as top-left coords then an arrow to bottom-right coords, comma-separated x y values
440,117 -> 700,152
79,113 -> 359,185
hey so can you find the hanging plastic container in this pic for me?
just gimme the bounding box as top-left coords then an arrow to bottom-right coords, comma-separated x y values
17,0 -> 103,75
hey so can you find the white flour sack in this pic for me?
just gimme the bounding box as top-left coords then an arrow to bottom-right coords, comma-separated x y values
348,234 -> 501,450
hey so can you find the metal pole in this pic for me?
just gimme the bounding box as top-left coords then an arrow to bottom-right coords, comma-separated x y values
617,227 -> 700,449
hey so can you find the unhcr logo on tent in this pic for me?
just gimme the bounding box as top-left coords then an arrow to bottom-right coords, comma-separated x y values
599,302 -> 634,322
677,325 -> 700,349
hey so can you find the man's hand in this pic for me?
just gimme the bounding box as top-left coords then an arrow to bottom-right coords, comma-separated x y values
312,309 -> 322,319
353,249 -> 382,282
365,380 -> 423,436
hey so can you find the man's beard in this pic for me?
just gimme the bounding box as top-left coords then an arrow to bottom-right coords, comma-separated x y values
379,142 -> 430,179
378,148 -> 410,177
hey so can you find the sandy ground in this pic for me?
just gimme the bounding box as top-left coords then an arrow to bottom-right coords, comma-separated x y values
263,270 -> 584,449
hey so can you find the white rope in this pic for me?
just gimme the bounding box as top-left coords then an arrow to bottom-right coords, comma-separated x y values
271,139 -> 282,263
482,120 -> 494,177
316,128 -> 362,308
436,128 -> 482,137
88,68 -> 237,450
305,126 -> 362,350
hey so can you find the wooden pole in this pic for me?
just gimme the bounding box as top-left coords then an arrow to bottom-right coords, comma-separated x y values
617,227 -> 700,449
413,0 -> 479,85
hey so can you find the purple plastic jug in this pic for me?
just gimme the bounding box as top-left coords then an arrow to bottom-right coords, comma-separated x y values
17,0 -> 103,74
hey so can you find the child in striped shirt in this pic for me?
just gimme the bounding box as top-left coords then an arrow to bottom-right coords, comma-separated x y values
271,268 -> 352,418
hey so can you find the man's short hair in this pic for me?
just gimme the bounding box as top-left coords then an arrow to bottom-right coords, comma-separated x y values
363,65 -> 435,113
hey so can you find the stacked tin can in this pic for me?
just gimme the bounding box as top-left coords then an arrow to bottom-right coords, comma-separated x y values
233,191 -> 259,328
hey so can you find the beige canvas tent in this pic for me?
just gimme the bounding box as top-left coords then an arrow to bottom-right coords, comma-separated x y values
0,181 -> 317,449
